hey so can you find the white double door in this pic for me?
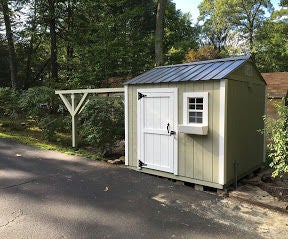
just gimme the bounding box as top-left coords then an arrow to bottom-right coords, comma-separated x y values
137,88 -> 177,174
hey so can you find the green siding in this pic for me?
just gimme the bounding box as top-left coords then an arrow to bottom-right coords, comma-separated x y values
127,81 -> 221,186
225,65 -> 266,184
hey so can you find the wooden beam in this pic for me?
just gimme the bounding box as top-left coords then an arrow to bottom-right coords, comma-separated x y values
55,88 -> 124,95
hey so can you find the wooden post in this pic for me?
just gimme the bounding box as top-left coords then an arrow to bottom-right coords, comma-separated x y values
71,93 -> 78,149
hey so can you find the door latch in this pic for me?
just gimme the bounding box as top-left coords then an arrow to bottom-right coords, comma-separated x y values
170,130 -> 176,135
167,123 -> 176,135
167,123 -> 170,134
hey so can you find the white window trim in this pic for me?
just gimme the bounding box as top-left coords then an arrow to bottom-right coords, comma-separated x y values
179,92 -> 208,135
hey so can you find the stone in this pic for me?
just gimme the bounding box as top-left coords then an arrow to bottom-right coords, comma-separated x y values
194,184 -> 204,191
119,156 -> 125,163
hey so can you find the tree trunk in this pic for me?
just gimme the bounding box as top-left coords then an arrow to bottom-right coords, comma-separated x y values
48,0 -> 58,82
66,0 -> 74,81
2,0 -> 17,90
155,0 -> 167,67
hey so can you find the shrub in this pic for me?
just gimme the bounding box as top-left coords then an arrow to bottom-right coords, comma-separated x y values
0,87 -> 19,119
19,86 -> 64,140
264,100 -> 288,177
19,86 -> 60,117
79,96 -> 124,156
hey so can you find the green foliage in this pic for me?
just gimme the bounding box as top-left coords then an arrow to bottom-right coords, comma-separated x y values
264,101 -> 288,177
164,2 -> 199,65
255,20 -> 288,72
198,0 -> 273,54
19,86 -> 64,140
79,96 -> 124,156
255,5 -> 288,72
19,86 -> 59,117
0,87 -> 19,118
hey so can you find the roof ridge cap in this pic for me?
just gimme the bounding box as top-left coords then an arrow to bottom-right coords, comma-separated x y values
156,55 -> 251,69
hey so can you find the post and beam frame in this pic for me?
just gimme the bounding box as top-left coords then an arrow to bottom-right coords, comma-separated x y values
55,88 -> 124,148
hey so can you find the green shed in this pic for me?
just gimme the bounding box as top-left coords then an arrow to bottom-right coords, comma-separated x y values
124,55 -> 266,189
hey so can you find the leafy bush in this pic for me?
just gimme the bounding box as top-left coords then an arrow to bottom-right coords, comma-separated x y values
19,86 -> 64,140
79,96 -> 124,156
20,86 -> 60,117
0,87 -> 19,118
264,100 -> 288,177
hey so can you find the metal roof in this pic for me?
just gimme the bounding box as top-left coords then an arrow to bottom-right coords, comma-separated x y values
125,55 -> 251,85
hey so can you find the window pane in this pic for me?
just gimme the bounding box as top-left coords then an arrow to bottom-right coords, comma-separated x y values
196,104 -> 203,110
196,98 -> 203,104
189,117 -> 196,123
196,117 -> 203,123
189,98 -> 195,104
189,104 -> 195,110
189,112 -> 196,117
197,112 -> 203,118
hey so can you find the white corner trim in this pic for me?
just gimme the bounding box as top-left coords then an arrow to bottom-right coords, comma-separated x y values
219,79 -> 226,185
124,86 -> 129,166
173,88 -> 178,176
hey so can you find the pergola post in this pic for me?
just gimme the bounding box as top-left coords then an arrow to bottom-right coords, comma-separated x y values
71,93 -> 78,148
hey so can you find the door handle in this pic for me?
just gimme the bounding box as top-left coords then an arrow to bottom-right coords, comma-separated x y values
170,130 -> 176,136
167,123 -> 170,134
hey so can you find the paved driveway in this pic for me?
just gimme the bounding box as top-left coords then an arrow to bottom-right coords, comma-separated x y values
0,138 -> 287,239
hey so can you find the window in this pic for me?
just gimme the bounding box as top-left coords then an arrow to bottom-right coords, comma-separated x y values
188,97 -> 204,123
179,92 -> 208,135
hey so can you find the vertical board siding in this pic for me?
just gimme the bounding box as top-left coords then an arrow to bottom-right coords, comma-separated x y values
182,82 -> 195,178
212,81 -> 220,183
128,81 -> 221,184
178,82 -> 186,176
202,81 -> 215,182
226,80 -> 265,183
191,82 -> 204,180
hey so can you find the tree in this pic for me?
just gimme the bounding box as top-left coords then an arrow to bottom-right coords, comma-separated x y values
198,0 -> 273,57
155,0 -> 167,66
48,0 -> 58,81
164,1 -> 199,64
198,0 -> 230,51
1,0 -> 17,90
226,0 -> 273,57
183,45 -> 220,63
255,2 -> 288,72
255,20 -> 288,72
0,37 -> 10,87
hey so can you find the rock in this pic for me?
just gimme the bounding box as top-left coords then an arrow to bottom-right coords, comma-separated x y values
261,174 -> 274,183
119,156 -> 125,163
107,159 -> 123,165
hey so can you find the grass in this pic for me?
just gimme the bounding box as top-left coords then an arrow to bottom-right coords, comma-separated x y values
0,118 -> 102,160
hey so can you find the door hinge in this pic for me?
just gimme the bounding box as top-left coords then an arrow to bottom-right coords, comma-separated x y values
138,92 -> 147,100
138,160 -> 147,168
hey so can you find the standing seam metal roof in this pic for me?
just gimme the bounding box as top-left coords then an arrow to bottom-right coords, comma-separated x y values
124,55 -> 251,85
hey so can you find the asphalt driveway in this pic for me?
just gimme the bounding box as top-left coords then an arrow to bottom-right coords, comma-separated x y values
0,138 -> 287,239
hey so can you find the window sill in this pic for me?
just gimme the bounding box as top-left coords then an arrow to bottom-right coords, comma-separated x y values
178,124 -> 208,135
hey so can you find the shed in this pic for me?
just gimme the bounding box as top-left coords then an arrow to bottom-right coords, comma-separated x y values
124,55 -> 266,189
261,72 -> 288,119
